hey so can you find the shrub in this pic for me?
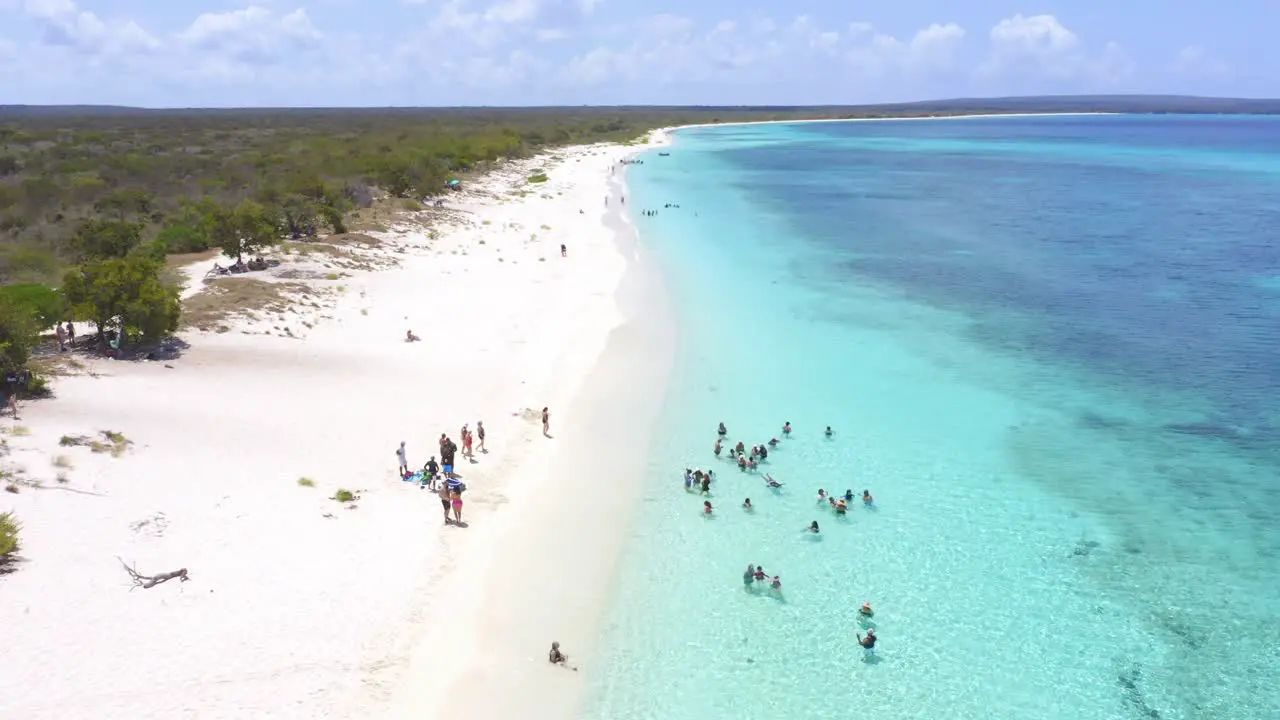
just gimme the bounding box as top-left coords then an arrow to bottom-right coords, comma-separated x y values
527,173 -> 549,184
297,477 -> 315,487
332,488 -> 356,502
0,511 -> 19,559
0,284 -> 65,327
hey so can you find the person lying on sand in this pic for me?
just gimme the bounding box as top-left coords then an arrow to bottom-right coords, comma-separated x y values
549,642 -> 578,671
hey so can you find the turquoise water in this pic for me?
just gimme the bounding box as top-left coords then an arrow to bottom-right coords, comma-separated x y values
583,116 -> 1280,720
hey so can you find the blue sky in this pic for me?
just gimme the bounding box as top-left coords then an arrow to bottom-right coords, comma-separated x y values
0,0 -> 1270,107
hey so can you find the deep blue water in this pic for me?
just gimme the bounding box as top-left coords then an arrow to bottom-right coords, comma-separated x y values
583,116 -> 1280,720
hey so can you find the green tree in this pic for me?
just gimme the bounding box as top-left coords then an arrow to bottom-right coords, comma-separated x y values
280,194 -> 317,239
211,200 -> 279,261
0,284 -> 65,327
0,293 -> 40,375
61,255 -> 181,345
69,219 -> 144,262
93,188 -> 155,221
318,204 -> 347,234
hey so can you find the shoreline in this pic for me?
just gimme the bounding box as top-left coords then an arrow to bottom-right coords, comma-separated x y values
653,111 -> 1122,140
0,138 -> 668,720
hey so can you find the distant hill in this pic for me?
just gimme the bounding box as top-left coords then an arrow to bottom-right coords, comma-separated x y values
3,95 -> 1280,118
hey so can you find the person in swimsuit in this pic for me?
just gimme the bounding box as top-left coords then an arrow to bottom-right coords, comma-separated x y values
424,456 -> 441,488
770,576 -> 782,590
825,425 -> 833,437
764,475 -> 782,488
768,437 -> 779,447
703,501 -> 713,515
713,438 -> 722,457
476,421 -> 486,453
807,521 -> 820,533
463,428 -> 474,458
858,629 -> 877,656
717,422 -> 727,437
548,641 -> 577,670
451,489 -> 464,522
700,476 -> 711,494
542,407 -> 550,436
862,490 -> 874,505
817,489 -> 828,503
859,602 -> 874,618
834,499 -> 848,514
782,422 -> 792,436
438,483 -> 453,524
742,498 -> 753,510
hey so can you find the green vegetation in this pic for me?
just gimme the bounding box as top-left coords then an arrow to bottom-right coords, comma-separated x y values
0,511 -> 19,561
332,488 -> 356,503
527,173 -> 549,184
297,477 -> 315,487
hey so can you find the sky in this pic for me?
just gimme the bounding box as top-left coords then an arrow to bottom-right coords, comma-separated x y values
0,0 -> 1271,107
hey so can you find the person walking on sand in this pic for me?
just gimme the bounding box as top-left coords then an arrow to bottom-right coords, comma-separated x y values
463,426 -> 474,458
542,407 -> 550,436
476,421 -> 486,453
561,243 -> 567,257
396,441 -> 409,476
451,488 -> 464,523
437,482 -> 453,524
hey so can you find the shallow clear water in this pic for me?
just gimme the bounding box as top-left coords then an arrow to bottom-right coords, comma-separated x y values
584,116 -> 1280,720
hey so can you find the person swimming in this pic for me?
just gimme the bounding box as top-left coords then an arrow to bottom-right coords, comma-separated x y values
859,602 -> 874,618
825,425 -> 833,437
743,498 -> 753,510
764,474 -> 783,488
807,520 -> 820,533
718,422 -> 727,436
703,500 -> 713,515
768,437 -> 779,447
782,421 -> 792,436
862,490 -> 874,505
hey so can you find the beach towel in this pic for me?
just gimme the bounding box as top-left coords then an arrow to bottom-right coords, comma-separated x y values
402,471 -> 424,483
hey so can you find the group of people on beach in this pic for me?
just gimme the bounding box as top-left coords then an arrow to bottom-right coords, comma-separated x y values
695,420 -> 883,659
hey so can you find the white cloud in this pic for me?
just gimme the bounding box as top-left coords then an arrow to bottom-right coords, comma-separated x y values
576,0 -> 602,15
979,13 -> 1130,85
535,28 -> 569,42
846,21 -> 966,77
24,0 -> 159,54
1171,45 -> 1231,78
179,7 -> 323,65
485,0 -> 538,24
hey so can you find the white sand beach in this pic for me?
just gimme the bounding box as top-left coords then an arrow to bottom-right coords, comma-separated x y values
0,134 -> 671,720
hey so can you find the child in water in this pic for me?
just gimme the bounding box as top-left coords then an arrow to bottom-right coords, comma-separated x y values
703,501 -> 713,515
742,498 -> 753,510
807,521 -> 821,533
782,421 -> 792,436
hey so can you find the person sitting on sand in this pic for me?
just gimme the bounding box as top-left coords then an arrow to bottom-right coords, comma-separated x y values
406,330 -> 421,342
782,421 -> 792,436
703,501 -> 713,515
549,642 -> 577,671
743,498 -> 753,510
807,521 -> 820,533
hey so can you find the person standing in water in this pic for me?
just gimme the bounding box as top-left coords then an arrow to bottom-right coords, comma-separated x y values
717,422 -> 727,437
714,437 -> 722,457
782,421 -> 792,436
857,629 -> 877,659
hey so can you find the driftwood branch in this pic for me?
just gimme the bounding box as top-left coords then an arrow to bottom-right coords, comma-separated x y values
116,556 -> 190,590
